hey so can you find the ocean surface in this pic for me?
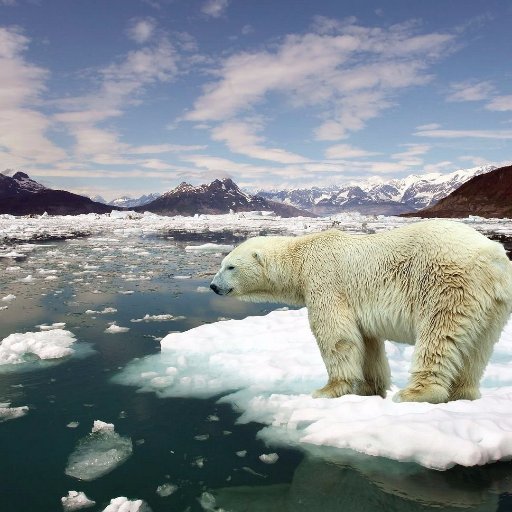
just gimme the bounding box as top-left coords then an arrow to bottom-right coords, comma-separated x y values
0,226 -> 511,512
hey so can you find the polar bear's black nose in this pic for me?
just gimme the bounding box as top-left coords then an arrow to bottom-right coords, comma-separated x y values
210,283 -> 220,294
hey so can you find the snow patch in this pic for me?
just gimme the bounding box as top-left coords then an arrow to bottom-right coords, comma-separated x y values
0,329 -> 76,365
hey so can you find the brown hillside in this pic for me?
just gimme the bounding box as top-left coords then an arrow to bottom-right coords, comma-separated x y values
402,165 -> 512,218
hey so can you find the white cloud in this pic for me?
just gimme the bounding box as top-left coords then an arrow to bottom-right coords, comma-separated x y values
0,26 -> 66,166
185,20 -> 454,148
55,35 -> 179,163
416,122 -> 441,130
126,144 -> 207,154
201,0 -> 229,18
211,121 -> 309,164
391,144 -> 430,167
324,144 -> 378,159
486,95 -> 512,112
127,17 -> 157,44
415,128 -> 512,139
447,80 -> 494,102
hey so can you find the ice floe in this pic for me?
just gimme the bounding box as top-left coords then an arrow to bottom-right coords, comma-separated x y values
0,329 -> 76,365
65,420 -> 133,481
185,243 -> 234,253
155,483 -> 178,497
86,307 -> 117,315
0,403 -> 29,422
102,497 -> 152,512
61,491 -> 95,511
114,308 -> 512,470
130,313 -> 184,323
105,323 -> 130,334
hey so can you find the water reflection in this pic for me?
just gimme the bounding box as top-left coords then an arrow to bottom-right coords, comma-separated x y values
215,454 -> 512,511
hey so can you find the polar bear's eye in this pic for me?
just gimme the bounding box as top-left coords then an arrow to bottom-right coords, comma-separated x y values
227,265 -> 235,270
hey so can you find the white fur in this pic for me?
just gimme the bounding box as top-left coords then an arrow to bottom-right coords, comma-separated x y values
211,220 -> 512,403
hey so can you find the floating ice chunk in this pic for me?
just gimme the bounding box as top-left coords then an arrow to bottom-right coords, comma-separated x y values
86,307 -> 117,315
1,294 -> 16,302
0,403 -> 28,422
0,329 -> 76,365
105,323 -> 130,334
156,483 -> 178,497
259,453 -> 279,464
185,243 -> 234,253
173,275 -> 191,280
196,286 -> 210,293
114,310 -> 512,470
67,421 -> 80,428
198,492 -> 216,511
61,490 -> 95,511
130,314 -> 184,323
236,450 -> 247,458
102,497 -> 152,512
65,421 -> 133,481
92,420 -> 115,433
38,322 -> 66,331
20,274 -> 35,283
0,250 -> 26,259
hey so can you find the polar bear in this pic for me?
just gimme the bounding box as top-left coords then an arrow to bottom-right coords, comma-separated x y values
210,220 -> 512,403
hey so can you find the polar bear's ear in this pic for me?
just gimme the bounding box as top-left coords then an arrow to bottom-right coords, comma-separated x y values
252,251 -> 265,267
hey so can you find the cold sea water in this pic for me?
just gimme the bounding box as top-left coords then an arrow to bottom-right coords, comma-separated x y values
0,229 -> 512,512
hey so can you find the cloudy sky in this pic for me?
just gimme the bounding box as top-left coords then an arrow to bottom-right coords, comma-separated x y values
1,0 -> 511,199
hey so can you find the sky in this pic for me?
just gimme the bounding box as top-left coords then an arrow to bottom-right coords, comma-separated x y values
0,0 -> 511,200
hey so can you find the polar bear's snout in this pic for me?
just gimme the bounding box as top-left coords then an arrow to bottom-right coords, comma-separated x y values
210,274 -> 233,295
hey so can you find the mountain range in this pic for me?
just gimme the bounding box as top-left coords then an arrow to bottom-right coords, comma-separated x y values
0,164 -> 508,218
133,178 -> 315,217
257,165 -> 497,215
0,172 -> 312,217
0,171 -> 116,215
406,164 -> 512,218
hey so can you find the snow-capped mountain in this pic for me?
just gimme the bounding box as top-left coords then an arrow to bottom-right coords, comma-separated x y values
107,193 -> 161,209
258,165 -> 497,215
0,170 -> 120,216
405,164 -> 512,219
0,170 -> 47,198
138,178 -> 315,217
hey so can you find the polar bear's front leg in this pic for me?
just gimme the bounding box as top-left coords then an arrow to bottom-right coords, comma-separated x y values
308,304 -> 365,399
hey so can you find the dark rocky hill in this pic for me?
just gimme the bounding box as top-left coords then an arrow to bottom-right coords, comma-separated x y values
0,189 -> 118,216
403,165 -> 512,218
137,178 -> 316,217
0,171 -> 47,199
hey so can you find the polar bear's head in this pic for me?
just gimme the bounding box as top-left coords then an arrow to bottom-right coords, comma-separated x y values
210,237 -> 272,302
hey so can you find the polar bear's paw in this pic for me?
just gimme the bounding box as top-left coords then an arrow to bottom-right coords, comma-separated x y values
312,380 -> 352,399
393,383 -> 449,404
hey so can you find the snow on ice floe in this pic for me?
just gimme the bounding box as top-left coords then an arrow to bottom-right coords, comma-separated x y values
105,323 -> 130,334
0,329 -> 76,366
114,309 -> 512,470
185,243 -> 234,253
1,211 -> 512,248
65,420 -> 133,481
130,313 -> 185,323
0,402 -> 29,422
101,497 -> 152,512
61,491 -> 95,511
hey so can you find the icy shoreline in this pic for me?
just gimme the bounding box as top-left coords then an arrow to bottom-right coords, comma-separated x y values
1,211 -> 512,247
115,308 -> 512,470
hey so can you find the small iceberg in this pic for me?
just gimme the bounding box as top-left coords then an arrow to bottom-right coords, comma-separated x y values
65,420 -> 133,481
